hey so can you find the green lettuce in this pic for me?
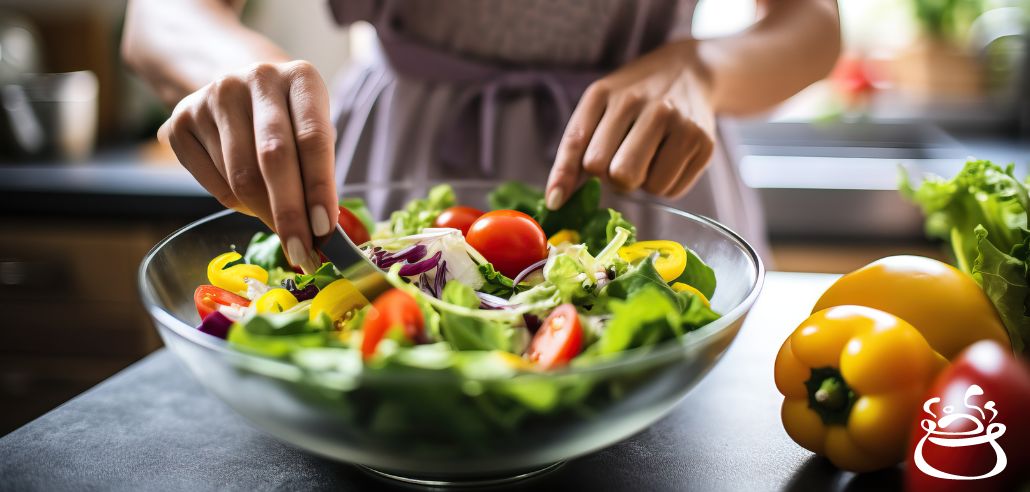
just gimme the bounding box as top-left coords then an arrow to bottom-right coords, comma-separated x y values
228,309 -> 331,358
502,178 -> 637,256
477,263 -> 518,297
582,208 -> 637,255
295,262 -> 343,290
672,247 -> 717,299
592,284 -> 720,356
386,184 -> 456,236
487,181 -> 543,216
901,159 -> 1030,352
439,281 -> 527,352
243,232 -> 290,270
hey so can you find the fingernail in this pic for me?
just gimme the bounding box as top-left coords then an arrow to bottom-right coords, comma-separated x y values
546,188 -> 564,210
309,204 -> 332,236
286,236 -> 309,270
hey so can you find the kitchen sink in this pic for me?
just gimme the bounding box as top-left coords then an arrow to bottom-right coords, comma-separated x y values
734,121 -> 1001,240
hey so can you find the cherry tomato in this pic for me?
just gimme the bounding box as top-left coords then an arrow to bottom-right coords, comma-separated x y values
193,284 -> 250,319
361,289 -> 424,359
338,205 -> 371,245
466,210 -> 548,278
433,205 -> 484,236
527,304 -> 583,369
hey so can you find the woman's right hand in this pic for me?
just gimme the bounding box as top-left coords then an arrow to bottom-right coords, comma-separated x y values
159,60 -> 337,273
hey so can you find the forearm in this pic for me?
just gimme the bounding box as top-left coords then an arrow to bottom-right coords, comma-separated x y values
122,0 -> 291,105
694,0 -> 841,115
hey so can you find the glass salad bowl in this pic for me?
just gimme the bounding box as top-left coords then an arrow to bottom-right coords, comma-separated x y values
138,180 -> 764,486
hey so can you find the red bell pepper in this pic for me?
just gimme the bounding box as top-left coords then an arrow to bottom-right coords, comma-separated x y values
906,340 -> 1030,491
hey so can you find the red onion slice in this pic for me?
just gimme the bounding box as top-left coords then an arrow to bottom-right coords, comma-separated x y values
511,258 -> 547,287
475,291 -> 511,310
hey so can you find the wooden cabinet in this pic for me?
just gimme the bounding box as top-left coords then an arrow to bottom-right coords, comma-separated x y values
0,218 -> 182,434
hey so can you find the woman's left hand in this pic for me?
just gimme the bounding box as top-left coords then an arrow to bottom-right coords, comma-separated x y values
545,40 -> 716,209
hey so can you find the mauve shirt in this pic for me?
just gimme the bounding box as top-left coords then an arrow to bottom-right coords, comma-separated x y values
326,0 -> 769,258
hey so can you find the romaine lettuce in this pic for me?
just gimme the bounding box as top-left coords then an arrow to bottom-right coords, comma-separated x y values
901,159 -> 1030,352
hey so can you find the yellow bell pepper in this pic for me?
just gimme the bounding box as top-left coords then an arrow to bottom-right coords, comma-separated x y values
207,252 -> 269,297
813,255 -> 1010,359
774,305 -> 947,472
547,229 -> 581,247
671,282 -> 710,307
310,278 -> 369,327
617,240 -> 687,282
253,288 -> 299,314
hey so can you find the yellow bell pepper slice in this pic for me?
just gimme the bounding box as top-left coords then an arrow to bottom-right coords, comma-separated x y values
774,305 -> 947,472
671,282 -> 710,307
617,240 -> 687,282
310,278 -> 369,326
547,229 -> 581,247
253,288 -> 299,314
207,252 -> 269,297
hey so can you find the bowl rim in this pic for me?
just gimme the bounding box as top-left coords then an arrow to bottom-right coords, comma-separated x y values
138,179 -> 766,382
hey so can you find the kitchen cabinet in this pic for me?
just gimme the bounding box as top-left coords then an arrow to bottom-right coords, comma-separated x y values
0,218 -> 181,433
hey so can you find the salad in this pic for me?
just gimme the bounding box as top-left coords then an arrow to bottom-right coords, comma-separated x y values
191,179 -> 720,433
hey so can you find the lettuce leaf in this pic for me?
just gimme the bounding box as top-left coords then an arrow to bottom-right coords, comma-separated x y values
295,262 -> 342,290
243,232 -> 290,270
487,181 -> 544,215
593,284 -> 719,356
227,309 -> 330,358
582,208 -> 637,256
536,178 -> 602,236
439,281 -> 528,352
672,247 -> 717,299
901,159 -> 1029,274
971,225 -> 1030,353
478,263 -> 517,297
386,184 -> 456,237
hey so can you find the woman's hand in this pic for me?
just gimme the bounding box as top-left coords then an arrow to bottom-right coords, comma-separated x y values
159,60 -> 337,273
545,40 -> 716,209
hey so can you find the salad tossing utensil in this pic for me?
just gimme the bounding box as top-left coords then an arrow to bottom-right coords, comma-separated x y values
317,224 -> 390,301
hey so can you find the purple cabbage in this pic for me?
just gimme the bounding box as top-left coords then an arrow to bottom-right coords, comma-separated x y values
398,251 -> 442,276
372,244 -> 428,269
419,272 -> 436,297
434,260 -> 448,295
198,311 -> 233,339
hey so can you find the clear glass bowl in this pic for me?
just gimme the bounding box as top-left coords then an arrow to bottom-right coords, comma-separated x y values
138,180 -> 764,485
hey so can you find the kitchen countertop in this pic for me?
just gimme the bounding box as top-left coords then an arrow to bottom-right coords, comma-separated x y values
0,273 -> 903,492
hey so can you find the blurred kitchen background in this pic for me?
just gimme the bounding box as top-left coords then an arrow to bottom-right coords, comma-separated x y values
0,0 -> 1027,433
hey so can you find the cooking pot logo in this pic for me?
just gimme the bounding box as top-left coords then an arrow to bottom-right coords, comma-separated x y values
913,384 -> 1007,480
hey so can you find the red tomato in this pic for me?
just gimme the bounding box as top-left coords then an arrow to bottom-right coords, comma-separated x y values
193,284 -> 250,319
527,304 -> 583,369
906,340 -> 1030,492
466,210 -> 548,278
361,289 -> 425,359
338,205 -> 371,245
433,206 -> 484,235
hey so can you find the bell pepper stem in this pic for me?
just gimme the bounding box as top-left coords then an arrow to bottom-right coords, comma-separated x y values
814,377 -> 847,410
805,367 -> 856,426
